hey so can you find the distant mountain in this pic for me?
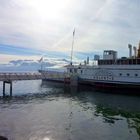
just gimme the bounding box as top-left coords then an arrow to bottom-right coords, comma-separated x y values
9,59 -> 54,67
0,58 -> 71,72
0,50 -> 98,72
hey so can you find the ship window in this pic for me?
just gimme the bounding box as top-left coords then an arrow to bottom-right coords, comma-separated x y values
81,70 -> 83,74
70,69 -> 72,73
133,59 -> 136,64
137,59 -> 140,64
135,74 -> 138,77
119,73 -> 122,76
127,73 -> 130,76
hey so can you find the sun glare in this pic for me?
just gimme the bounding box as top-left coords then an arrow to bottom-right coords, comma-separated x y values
26,0 -> 70,19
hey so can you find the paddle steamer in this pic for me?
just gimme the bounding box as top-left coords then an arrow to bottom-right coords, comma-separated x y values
40,42 -> 140,90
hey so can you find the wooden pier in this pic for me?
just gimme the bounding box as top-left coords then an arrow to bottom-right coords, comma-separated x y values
0,72 -> 43,81
0,71 -> 76,97
0,72 -> 43,97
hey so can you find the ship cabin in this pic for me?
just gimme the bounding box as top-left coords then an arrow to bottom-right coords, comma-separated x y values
98,50 -> 140,65
98,58 -> 140,65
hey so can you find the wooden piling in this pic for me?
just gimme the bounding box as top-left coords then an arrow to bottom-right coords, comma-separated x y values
2,81 -> 13,97
10,81 -> 12,97
70,74 -> 78,86
3,81 -> 5,97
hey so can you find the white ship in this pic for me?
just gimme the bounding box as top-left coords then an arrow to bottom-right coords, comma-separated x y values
40,41 -> 140,90
66,42 -> 140,90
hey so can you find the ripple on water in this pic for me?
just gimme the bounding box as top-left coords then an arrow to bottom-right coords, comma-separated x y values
0,81 -> 140,140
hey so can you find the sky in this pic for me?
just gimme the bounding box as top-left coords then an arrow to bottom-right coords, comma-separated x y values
0,0 -> 140,63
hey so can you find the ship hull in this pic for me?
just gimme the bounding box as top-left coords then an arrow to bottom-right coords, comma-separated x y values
79,79 -> 140,94
39,65 -> 140,92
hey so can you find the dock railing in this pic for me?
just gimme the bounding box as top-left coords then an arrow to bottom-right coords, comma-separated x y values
0,72 -> 42,81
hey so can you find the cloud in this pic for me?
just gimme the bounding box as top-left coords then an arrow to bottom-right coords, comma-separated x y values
0,0 -> 140,61
0,57 -> 71,72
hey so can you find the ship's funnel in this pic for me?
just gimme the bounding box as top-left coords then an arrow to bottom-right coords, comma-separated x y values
128,44 -> 132,58
133,46 -> 137,58
87,56 -> 89,64
137,41 -> 140,58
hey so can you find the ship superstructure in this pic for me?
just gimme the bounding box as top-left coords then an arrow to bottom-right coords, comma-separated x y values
66,42 -> 140,89
39,41 -> 140,90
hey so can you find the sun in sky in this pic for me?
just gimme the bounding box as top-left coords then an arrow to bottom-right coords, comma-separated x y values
23,0 -> 71,19
0,0 -> 140,63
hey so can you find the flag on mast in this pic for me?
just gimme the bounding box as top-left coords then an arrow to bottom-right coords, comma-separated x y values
39,57 -> 43,63
71,28 -> 75,65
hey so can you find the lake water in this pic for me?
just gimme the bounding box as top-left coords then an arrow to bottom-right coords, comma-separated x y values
0,80 -> 140,140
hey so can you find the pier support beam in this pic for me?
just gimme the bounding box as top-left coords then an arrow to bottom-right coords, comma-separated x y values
2,81 -> 13,97
3,81 -> 5,97
70,74 -> 78,86
10,81 -> 12,97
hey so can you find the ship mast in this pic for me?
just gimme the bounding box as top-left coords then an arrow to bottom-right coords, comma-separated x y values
70,28 -> 75,65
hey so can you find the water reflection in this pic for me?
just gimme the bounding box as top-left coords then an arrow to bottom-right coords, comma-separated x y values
0,81 -> 140,140
42,82 -> 140,139
74,86 -> 140,139
95,105 -> 140,137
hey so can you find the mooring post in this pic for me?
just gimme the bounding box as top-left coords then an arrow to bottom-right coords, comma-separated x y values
70,74 -> 78,87
10,81 -> 12,97
3,81 -> 5,97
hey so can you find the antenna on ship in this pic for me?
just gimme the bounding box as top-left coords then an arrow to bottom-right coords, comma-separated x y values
70,28 -> 75,65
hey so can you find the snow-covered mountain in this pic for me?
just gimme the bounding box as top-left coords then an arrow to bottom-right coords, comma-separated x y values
0,58 -> 71,72
0,51 -> 96,72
